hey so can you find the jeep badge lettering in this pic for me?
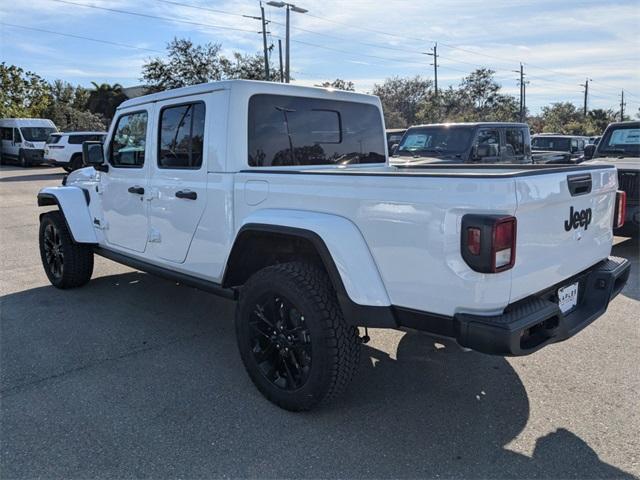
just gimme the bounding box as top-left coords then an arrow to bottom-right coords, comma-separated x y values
564,206 -> 592,231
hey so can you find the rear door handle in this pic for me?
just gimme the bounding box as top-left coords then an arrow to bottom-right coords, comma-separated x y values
128,186 -> 145,195
175,190 -> 197,200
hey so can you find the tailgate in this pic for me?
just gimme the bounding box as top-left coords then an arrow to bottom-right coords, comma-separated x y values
510,166 -> 617,303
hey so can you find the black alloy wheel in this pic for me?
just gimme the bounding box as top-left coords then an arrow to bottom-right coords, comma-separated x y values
43,222 -> 64,280
250,293 -> 312,391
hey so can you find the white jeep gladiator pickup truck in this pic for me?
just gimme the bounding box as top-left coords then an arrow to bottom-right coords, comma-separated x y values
37,80 -> 630,411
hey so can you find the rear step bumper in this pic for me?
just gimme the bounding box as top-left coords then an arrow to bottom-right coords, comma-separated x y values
453,256 -> 630,356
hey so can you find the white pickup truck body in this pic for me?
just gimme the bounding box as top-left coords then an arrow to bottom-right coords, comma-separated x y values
37,80 -> 630,410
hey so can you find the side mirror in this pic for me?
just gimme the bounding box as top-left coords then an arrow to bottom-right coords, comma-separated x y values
82,141 -> 108,171
390,143 -> 399,155
583,144 -> 596,160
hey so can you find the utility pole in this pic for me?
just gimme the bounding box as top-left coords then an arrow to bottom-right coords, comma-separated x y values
620,90 -> 626,121
285,5 -> 290,83
424,43 -> 439,97
513,64 -> 525,122
519,64 -> 524,122
267,2 -> 308,84
243,6 -> 271,80
260,3 -> 270,80
580,78 -> 591,116
278,39 -> 284,82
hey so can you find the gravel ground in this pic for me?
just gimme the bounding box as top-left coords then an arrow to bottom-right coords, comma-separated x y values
1,165 -> 638,479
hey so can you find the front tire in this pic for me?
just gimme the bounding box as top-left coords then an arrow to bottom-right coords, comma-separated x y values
69,154 -> 83,171
39,211 -> 94,289
235,262 -> 361,411
19,150 -> 29,168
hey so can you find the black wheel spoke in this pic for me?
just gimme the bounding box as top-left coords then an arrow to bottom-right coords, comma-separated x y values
248,291 -> 312,391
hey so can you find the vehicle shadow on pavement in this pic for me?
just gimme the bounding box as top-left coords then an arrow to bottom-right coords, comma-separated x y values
612,237 -> 639,301
0,172 -> 65,183
0,272 -> 636,479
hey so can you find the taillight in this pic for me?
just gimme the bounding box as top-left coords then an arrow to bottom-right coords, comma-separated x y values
614,190 -> 626,229
461,215 -> 517,273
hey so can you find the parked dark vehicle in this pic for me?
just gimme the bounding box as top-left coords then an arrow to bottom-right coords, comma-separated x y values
584,121 -> 640,237
391,122 -> 532,164
386,128 -> 406,155
531,134 -> 588,163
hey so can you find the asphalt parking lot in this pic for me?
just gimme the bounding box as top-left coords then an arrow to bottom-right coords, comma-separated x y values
0,165 -> 638,479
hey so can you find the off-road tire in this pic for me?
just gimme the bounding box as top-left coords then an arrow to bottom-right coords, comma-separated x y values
39,211 -> 94,289
235,261 -> 361,411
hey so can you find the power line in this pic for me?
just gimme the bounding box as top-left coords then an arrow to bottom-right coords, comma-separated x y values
49,0 -> 262,35
0,22 -> 164,53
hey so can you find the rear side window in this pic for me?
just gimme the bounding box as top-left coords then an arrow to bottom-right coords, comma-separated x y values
109,111 -> 148,168
248,94 -> 385,167
158,102 -> 205,169
505,129 -> 525,155
47,134 -> 62,144
68,134 -> 105,145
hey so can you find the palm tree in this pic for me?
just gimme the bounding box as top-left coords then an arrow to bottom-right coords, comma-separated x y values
87,82 -> 127,122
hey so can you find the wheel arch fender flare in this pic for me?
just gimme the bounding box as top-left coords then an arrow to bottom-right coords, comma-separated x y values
37,186 -> 97,244
223,209 -> 395,328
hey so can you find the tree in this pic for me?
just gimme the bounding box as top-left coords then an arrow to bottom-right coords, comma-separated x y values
321,79 -> 355,91
0,63 -> 50,118
44,80 -> 106,131
586,109 -> 617,135
87,82 -> 127,122
539,102 -> 584,134
372,76 -> 432,128
142,38 -> 272,92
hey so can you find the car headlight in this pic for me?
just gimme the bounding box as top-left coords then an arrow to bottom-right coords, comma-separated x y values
24,141 -> 35,148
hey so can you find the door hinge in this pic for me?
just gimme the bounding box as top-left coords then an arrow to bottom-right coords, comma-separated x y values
145,187 -> 159,202
93,217 -> 108,230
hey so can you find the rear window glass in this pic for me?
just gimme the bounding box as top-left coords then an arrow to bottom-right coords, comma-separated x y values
248,94 -> 385,167
532,137 -> 571,151
68,134 -> 105,145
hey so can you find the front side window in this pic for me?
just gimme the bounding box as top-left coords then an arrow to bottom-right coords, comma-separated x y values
248,94 -> 385,167
20,127 -> 56,142
14,128 -> 22,142
109,111 -> 148,168
47,134 -> 62,144
505,129 -> 525,156
158,102 -> 205,169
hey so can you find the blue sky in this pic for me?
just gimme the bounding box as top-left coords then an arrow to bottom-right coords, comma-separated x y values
1,0 -> 639,115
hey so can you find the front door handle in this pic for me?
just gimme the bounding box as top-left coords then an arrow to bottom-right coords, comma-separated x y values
128,186 -> 145,195
175,190 -> 197,200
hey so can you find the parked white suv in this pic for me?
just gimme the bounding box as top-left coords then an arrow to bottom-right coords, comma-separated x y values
37,80 -> 630,411
44,132 -> 106,172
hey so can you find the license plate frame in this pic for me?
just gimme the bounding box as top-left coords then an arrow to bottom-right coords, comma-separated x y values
558,281 -> 579,314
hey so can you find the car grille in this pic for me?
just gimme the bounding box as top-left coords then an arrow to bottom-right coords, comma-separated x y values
618,170 -> 640,202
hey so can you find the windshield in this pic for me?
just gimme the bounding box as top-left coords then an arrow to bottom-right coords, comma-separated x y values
396,126 -> 473,157
531,137 -> 571,151
20,127 -> 57,142
598,126 -> 640,157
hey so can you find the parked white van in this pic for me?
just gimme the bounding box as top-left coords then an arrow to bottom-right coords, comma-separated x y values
44,132 -> 107,172
0,118 -> 58,167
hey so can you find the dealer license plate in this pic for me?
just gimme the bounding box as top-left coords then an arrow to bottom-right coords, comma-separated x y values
558,282 -> 579,314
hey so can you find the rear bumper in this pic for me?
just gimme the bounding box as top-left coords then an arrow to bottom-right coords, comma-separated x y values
395,256 -> 630,356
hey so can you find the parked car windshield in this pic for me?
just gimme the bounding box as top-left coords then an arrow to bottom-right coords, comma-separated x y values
20,127 -> 57,142
598,126 -> 640,157
396,126 -> 473,157
531,136 -> 571,151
